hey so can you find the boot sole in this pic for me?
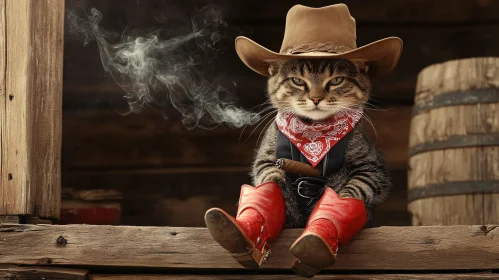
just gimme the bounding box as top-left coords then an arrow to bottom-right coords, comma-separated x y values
204,208 -> 262,269
290,233 -> 336,277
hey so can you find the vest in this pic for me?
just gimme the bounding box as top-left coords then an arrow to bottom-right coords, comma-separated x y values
275,124 -> 373,226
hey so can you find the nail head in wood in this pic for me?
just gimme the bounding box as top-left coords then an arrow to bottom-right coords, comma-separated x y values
56,235 -> 67,246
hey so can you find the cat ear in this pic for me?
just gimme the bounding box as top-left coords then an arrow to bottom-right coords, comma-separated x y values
268,63 -> 277,76
356,61 -> 370,74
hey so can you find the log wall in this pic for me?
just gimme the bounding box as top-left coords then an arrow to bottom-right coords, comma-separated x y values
62,0 -> 499,226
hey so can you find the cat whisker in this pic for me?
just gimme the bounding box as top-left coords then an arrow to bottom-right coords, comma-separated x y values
364,102 -> 391,112
256,115 -> 277,146
361,112 -> 379,142
334,102 -> 380,141
245,109 -> 277,142
248,100 -> 272,111
239,106 -> 275,142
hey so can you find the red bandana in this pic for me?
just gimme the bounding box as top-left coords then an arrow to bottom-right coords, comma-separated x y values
275,109 -> 363,167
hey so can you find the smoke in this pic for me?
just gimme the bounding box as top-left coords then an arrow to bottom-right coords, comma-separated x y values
65,6 -> 260,129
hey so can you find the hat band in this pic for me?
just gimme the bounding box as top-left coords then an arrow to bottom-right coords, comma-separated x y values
283,42 -> 353,55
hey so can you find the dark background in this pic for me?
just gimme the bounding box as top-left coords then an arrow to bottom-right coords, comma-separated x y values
61,0 -> 499,227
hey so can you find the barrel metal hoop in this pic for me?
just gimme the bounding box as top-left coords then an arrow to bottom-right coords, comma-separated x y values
412,88 -> 499,116
408,180 -> 499,202
409,133 -> 499,156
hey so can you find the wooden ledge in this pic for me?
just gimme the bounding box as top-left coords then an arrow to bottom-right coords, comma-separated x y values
0,224 -> 498,271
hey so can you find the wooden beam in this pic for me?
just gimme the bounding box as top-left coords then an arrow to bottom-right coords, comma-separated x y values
0,0 -> 64,218
1,224 -> 498,270
63,24 -> 499,105
61,106 -> 411,170
63,168 -> 410,227
75,0 -> 499,25
0,216 -> 19,224
90,274 -> 499,280
0,1 -> 5,217
195,0 -> 499,23
0,266 -> 88,280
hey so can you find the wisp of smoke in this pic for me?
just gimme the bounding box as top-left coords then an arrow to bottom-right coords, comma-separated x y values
65,6 -> 260,129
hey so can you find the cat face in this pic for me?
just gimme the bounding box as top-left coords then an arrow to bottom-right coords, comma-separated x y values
267,59 -> 371,121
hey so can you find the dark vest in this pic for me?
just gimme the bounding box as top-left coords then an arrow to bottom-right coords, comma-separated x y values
276,126 -> 352,178
275,124 -> 373,227
275,123 -> 352,206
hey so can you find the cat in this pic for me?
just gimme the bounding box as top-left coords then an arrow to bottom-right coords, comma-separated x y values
251,58 -> 391,228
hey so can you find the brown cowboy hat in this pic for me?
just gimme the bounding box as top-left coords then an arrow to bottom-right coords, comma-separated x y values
235,4 -> 403,78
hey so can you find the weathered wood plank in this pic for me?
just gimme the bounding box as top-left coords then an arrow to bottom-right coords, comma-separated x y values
0,0 -> 64,218
0,0 -> 5,204
0,216 -> 19,224
80,0 -> 499,25
61,106 -> 410,169
0,266 -> 88,280
63,23 -> 499,105
220,0 -> 499,23
63,168 -> 410,227
28,0 -> 65,219
1,224 -> 498,270
1,0 -> 31,216
63,169 -> 248,226
90,274 -> 499,280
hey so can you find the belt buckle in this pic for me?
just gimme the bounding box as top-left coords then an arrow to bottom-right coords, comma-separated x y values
297,181 -> 312,199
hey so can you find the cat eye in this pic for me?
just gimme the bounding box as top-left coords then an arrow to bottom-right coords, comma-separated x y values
328,77 -> 345,86
291,77 -> 306,86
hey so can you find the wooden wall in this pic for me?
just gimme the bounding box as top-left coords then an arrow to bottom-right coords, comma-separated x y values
62,0 -> 499,227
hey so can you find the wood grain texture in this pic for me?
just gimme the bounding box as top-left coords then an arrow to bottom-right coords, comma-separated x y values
1,224 -> 498,270
81,0 -> 499,25
62,168 -> 410,227
0,266 -> 88,280
63,169 -> 248,226
410,195 -> 485,225
408,58 -> 499,225
0,215 -> 19,224
62,106 -> 410,170
411,193 -> 499,226
63,24 -> 499,105
0,0 -> 64,218
90,274 -> 499,280
409,104 -> 499,148
0,1 -> 5,202
409,147 -> 499,188
29,0 -> 65,219
415,58 -> 499,101
408,147 -> 499,225
1,0 -> 31,217
208,0 -> 499,23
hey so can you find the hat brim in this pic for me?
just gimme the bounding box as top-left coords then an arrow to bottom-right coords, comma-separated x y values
235,36 -> 403,78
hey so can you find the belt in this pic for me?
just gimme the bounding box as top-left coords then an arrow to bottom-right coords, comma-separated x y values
292,176 -> 327,202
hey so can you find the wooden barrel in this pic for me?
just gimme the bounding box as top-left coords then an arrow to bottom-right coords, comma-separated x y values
408,57 -> 499,225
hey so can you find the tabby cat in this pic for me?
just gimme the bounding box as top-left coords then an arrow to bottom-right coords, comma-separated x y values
251,58 -> 391,228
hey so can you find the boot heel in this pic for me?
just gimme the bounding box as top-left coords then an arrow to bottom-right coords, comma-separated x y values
205,208 -> 271,269
232,243 -> 271,269
292,260 -> 321,278
290,233 -> 337,277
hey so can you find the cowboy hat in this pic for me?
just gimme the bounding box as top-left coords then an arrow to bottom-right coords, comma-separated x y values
235,4 -> 403,78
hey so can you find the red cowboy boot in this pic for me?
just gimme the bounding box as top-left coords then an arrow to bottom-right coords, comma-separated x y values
204,182 -> 286,268
290,187 -> 367,278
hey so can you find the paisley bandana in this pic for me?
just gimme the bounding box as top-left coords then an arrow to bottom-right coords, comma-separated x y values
275,109 -> 363,167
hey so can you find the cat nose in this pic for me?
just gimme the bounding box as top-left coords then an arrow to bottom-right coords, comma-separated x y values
310,97 -> 323,105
